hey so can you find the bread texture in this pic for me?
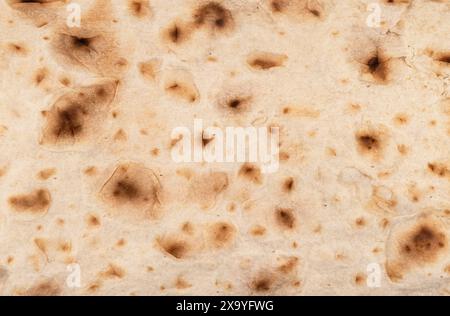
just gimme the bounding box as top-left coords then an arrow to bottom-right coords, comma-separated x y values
0,0 -> 449,296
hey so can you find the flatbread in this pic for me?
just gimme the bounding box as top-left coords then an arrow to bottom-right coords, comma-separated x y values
0,0 -> 449,296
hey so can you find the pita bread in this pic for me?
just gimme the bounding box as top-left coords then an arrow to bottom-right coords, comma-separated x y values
0,0 -> 449,296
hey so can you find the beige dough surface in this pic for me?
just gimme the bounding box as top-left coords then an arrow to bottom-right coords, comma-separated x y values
0,0 -> 449,295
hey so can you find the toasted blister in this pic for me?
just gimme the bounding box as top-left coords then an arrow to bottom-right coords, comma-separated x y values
49,1 -> 128,77
39,79 -> 118,148
163,68 -> 200,103
99,162 -> 162,221
385,212 -> 450,284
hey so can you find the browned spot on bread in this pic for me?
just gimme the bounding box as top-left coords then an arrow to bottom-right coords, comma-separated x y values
84,166 -> 97,176
158,238 -> 191,259
355,217 -> 366,227
277,257 -> 298,274
101,263 -> 126,279
181,222 -> 195,235
238,163 -> 262,184
274,207 -> 297,230
116,239 -> 126,247
247,51 -> 287,70
23,279 -> 61,296
201,130 -> 215,147
86,214 -> 101,227
400,225 -> 447,263
270,0 -> 288,12
269,0 -> 326,20
393,113 -> 409,126
383,0 -> 411,4
37,168 -> 56,180
175,276 -> 192,289
7,42 -> 28,56
397,144 -> 409,155
250,272 -> 276,293
34,238 -> 48,258
250,225 -> 266,236
444,264 -> 450,275
282,177 -> 295,192
50,4 -> 128,77
113,129 -> 127,142
58,241 -> 72,253
8,189 -> 51,214
219,95 -> 253,114
427,162 -> 449,179
362,50 -> 392,84
207,221 -> 236,248
162,20 -> 193,45
355,125 -> 389,160
33,67 -> 48,86
128,0 -> 152,18
436,53 -> 450,65
354,273 -> 366,285
40,80 -> 118,147
59,76 -> 71,86
189,171 -> 228,209
386,215 -> 449,282
164,71 -> 200,103
138,59 -> 160,81
100,163 -> 162,220
192,2 -> 234,33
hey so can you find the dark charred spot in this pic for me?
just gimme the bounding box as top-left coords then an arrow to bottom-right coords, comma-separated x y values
8,189 -> 51,213
367,56 -> 380,72
222,95 -> 252,113
193,2 -> 233,31
309,8 -> 321,17
70,36 -> 94,50
169,25 -> 181,43
53,104 -> 87,139
401,224 -> 447,262
427,162 -> 449,178
355,127 -> 388,158
162,21 -> 192,45
275,207 -> 296,230
383,0 -> 411,4
202,131 -> 214,147
113,180 -> 140,200
439,56 -> 450,64
358,135 -> 379,151
251,275 -> 275,292
228,98 -> 242,109
364,53 -> 389,83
